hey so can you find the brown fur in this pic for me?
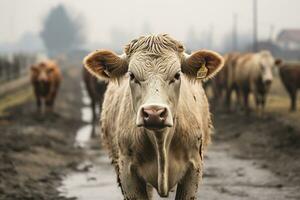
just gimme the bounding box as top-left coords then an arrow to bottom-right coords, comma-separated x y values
82,68 -> 107,136
30,60 -> 61,113
279,63 -> 300,111
210,52 -> 241,110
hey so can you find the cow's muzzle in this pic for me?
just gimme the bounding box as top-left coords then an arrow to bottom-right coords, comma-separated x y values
136,104 -> 173,130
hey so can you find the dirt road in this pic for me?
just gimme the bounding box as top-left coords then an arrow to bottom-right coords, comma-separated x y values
59,111 -> 300,200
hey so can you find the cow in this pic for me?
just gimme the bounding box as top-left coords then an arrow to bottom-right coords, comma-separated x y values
278,62 -> 300,111
208,52 -> 241,111
83,34 -> 224,199
82,67 -> 107,137
30,60 -> 61,114
234,50 -> 281,115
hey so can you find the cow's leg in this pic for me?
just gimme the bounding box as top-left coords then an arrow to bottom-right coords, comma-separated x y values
254,93 -> 262,116
146,185 -> 153,200
36,96 -> 42,113
255,95 -> 260,113
119,159 -> 149,200
225,86 -> 232,112
261,94 -> 267,116
289,90 -> 297,112
175,162 -> 201,200
45,90 -> 57,113
235,87 -> 242,111
45,98 -> 54,113
91,100 -> 97,137
242,89 -> 250,114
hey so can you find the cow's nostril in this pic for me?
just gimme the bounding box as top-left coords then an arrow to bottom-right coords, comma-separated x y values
265,80 -> 272,85
159,108 -> 167,120
141,109 -> 148,119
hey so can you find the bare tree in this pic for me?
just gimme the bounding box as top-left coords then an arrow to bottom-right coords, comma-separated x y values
40,4 -> 85,55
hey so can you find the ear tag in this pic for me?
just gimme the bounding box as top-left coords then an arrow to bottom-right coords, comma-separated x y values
197,62 -> 208,79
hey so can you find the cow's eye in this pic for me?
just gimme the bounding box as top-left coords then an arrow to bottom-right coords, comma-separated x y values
169,72 -> 181,84
129,72 -> 135,80
128,72 -> 140,85
174,72 -> 181,80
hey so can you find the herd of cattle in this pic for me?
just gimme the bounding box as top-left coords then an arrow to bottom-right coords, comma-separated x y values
206,51 -> 300,113
27,34 -> 300,199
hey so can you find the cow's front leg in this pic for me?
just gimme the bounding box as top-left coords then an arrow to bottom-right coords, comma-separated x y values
175,161 -> 202,200
119,158 -> 149,200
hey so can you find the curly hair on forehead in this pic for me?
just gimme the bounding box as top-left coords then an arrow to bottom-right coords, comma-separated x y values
124,34 -> 185,57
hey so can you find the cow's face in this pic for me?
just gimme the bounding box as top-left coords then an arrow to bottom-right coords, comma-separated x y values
258,51 -> 281,87
31,62 -> 55,84
83,36 -> 224,131
128,52 -> 181,129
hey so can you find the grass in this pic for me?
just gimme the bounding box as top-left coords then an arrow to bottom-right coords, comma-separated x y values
0,86 -> 33,116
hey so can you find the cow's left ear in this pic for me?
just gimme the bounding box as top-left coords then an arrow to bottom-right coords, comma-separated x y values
181,50 -> 224,80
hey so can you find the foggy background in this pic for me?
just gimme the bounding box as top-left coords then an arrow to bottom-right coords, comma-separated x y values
0,0 -> 300,58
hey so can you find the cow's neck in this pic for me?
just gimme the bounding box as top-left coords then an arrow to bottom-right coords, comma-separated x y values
145,127 -> 174,197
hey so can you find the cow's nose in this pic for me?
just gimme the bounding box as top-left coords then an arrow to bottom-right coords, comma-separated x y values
142,105 -> 168,129
265,79 -> 272,86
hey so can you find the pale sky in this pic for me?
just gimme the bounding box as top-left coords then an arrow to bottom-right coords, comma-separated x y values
0,0 -> 299,48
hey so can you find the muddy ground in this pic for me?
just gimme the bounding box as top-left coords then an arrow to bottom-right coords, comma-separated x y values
59,111 -> 300,200
0,67 -> 84,200
1,67 -> 300,199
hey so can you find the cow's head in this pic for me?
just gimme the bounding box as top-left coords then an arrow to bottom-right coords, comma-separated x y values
258,51 -> 282,87
84,34 -> 223,130
31,61 -> 56,84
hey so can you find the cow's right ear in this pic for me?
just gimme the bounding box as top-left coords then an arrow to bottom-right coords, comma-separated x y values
83,50 -> 128,80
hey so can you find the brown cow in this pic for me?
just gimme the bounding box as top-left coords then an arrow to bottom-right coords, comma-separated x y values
83,34 -> 224,199
279,62 -> 300,111
82,67 -> 107,137
234,51 -> 281,114
30,60 -> 61,113
210,52 -> 241,110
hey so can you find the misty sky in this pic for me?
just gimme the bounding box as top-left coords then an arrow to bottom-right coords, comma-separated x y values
0,0 -> 299,49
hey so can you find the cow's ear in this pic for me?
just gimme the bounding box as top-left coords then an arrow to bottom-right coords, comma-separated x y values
181,50 -> 224,80
275,59 -> 282,66
83,50 -> 128,80
31,65 -> 38,72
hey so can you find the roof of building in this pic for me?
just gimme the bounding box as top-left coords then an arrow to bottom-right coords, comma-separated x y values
277,29 -> 300,43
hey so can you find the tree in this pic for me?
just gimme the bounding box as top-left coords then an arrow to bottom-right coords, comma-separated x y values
40,4 -> 84,55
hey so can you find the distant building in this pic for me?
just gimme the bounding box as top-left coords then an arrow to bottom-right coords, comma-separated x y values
277,29 -> 300,50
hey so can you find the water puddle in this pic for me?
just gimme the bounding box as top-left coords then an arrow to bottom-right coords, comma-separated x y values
74,125 -> 92,148
59,150 -> 123,200
81,107 -> 92,123
74,82 -> 93,148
